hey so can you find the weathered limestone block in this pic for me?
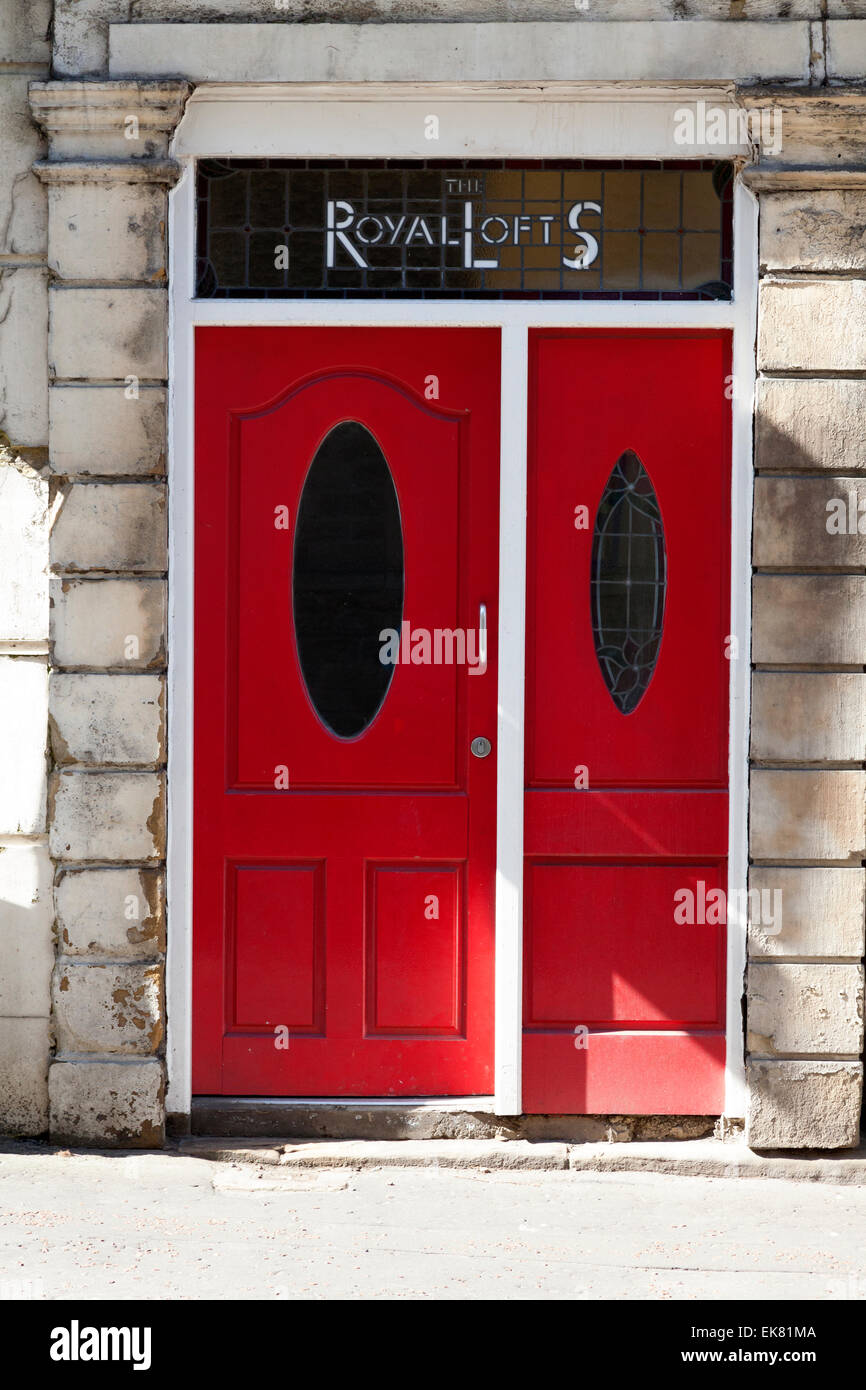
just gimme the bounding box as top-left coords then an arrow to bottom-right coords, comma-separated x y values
51,578 -> 166,669
748,962 -> 864,1056
69,0 -> 864,24
749,866 -> 866,960
49,770 -> 164,861
0,266 -> 48,445
50,385 -> 165,478
53,4 -> 146,80
50,673 -> 165,767
759,279 -> 866,373
750,672 -> 866,764
49,1059 -> 164,1147
744,92 -> 866,172
750,770 -> 866,863
47,180 -> 167,283
49,286 -> 167,380
54,961 -> 163,1055
0,0 -> 51,64
746,1059 -> 862,1149
56,867 -> 165,958
0,1018 -> 49,1137
51,483 -> 167,574
752,575 -> 866,665
0,447 -> 49,641
0,657 -> 47,835
0,841 -> 53,1016
30,80 -> 190,162
760,190 -> 866,273
755,377 -> 866,474
63,0 -> 811,37
827,19 -> 866,80
110,18 -> 814,85
753,476 -> 866,568
0,76 -> 47,257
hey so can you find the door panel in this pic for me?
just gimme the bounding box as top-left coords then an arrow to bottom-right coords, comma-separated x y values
527,334 -> 731,791
230,864 -> 325,1033
525,863 -> 726,1027
193,327 -> 500,1096
523,331 -> 732,1114
366,865 -> 464,1036
232,374 -> 463,789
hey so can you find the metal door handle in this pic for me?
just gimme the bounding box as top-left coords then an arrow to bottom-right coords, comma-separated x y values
473,602 -> 487,677
470,604 -> 488,751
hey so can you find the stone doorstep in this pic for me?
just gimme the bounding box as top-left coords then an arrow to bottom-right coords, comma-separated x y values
186,1098 -> 722,1143
177,1136 -> 866,1185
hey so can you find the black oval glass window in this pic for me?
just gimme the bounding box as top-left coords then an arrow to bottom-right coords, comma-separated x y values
590,450 -> 667,715
293,421 -> 404,739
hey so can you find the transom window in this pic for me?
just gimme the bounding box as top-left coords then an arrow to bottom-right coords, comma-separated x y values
196,158 -> 734,300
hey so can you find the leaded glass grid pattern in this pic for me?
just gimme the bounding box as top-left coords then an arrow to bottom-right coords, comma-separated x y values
590,451 -> 667,715
195,159 -> 734,300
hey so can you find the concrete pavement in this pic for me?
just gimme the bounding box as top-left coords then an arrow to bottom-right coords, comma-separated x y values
1,1144 -> 865,1300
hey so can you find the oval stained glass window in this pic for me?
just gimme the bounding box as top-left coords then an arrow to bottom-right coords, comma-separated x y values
293,421 -> 404,739
590,450 -> 667,715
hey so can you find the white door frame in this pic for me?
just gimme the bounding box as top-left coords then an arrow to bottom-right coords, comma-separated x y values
166,84 -> 756,1120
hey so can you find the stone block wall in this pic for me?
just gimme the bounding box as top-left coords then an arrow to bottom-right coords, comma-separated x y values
0,1 -> 53,1136
47,1 -> 866,85
0,2 -> 864,1149
746,179 -> 866,1148
28,80 -> 188,1147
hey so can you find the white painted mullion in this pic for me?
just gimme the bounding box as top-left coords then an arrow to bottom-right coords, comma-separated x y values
724,179 -> 758,1120
494,324 -> 528,1117
165,159 -> 196,1118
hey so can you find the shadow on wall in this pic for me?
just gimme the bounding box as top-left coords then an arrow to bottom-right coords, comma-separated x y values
749,388 -> 866,1147
0,447 -> 51,1139
0,841 -> 53,1138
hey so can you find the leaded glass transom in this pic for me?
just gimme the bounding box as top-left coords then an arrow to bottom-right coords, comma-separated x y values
196,159 -> 734,300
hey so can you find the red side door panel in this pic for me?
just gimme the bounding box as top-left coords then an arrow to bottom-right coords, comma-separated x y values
523,331 -> 732,1114
193,327 -> 500,1096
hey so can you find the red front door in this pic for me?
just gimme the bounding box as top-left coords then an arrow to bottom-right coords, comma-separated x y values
193,327 -> 500,1096
523,331 -> 732,1114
